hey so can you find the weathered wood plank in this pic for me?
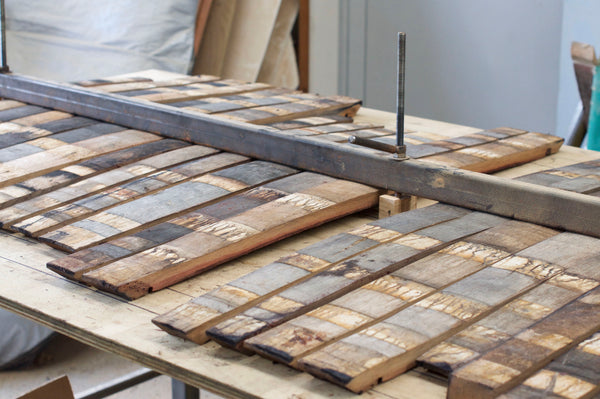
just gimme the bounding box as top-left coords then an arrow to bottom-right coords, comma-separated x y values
152,203 -> 471,344
88,75 -> 219,94
120,81 -> 272,104
0,125 -> 161,187
449,285 -> 600,399
0,104 -> 49,122
75,76 -> 154,87
0,99 -> 26,111
244,221 -> 558,367
216,95 -> 361,125
516,159 -> 600,195
296,232 -> 594,393
75,173 -> 378,299
0,139 -> 189,209
11,153 -> 248,237
40,161 -> 297,252
205,211 -> 507,351
0,115 -> 95,150
0,145 -> 215,227
171,88 -> 296,115
498,332 -> 600,399
418,232 -> 600,376
267,115 -> 354,130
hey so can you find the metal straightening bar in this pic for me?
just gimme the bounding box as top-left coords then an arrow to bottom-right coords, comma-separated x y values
0,72 -> 598,237
0,0 -> 8,72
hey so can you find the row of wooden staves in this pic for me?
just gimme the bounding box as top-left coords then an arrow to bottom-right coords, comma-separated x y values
0,73 -> 588,395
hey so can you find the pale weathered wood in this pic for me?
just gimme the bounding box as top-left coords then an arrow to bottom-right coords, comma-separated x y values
498,332 -> 600,399
220,0 -> 282,82
205,211 -> 507,351
193,0 -> 237,76
40,161 -> 297,253
244,221 -> 558,367
266,35 -> 300,89
0,146 -> 215,227
256,0 -> 299,86
268,115 -> 353,130
11,153 -> 248,237
153,204 -> 470,344
89,75 -> 219,94
516,158 -> 600,195
0,125 -> 161,188
378,194 -> 416,218
193,0 -> 214,56
0,139 -> 189,210
74,173 -> 379,299
296,231 -> 596,393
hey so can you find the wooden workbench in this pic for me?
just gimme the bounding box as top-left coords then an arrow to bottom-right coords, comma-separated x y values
1,108 -> 598,399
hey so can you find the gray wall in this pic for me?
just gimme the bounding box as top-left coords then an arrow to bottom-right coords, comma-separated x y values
312,0 -> 593,138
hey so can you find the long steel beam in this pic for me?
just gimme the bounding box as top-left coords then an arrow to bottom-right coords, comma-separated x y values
0,72 -> 599,237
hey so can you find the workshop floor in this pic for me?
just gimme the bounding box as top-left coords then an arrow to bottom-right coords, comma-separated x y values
0,334 -> 221,398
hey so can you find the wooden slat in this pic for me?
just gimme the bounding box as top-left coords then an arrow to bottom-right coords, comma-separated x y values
120,81 -> 272,104
40,161 -> 298,252
89,75 -> 220,94
11,153 -> 249,237
216,95 -> 361,125
267,115 -> 354,130
204,211 -> 507,351
0,104 -> 49,122
75,76 -> 154,88
449,285 -> 600,399
498,332 -> 600,399
244,221 -> 558,367
0,115 -> 96,150
152,204 -> 471,343
419,232 -> 600,378
516,158 -> 600,195
0,99 -> 26,111
0,145 -> 215,227
0,125 -> 161,187
171,88 -> 297,115
49,172 -> 379,300
295,231 -> 596,393
193,0 -> 214,56
0,139 -> 189,209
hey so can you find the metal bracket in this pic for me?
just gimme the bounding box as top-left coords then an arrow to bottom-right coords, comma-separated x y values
349,32 -> 407,160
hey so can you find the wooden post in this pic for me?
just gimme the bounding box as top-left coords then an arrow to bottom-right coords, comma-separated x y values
378,193 -> 416,219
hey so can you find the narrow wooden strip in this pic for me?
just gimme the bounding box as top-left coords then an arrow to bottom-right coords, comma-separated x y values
0,115 -> 95,150
498,332 -> 600,399
152,203 -> 471,344
91,75 -> 220,93
216,95 -> 362,125
11,152 -> 248,237
0,145 -> 215,227
419,232 -> 600,377
0,104 -> 49,122
0,125 -> 161,187
267,115 -> 353,130
0,139 -> 189,209
296,232 -> 593,393
449,285 -> 600,399
204,212 -> 507,351
40,161 -> 298,252
0,99 -> 26,111
244,221 -> 558,367
421,132 -> 563,173
120,81 -> 272,104
173,88 -> 296,115
75,76 -> 154,87
77,174 -> 379,299
517,158 -> 600,194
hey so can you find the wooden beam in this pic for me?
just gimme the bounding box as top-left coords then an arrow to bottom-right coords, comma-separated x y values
1,73 -> 599,238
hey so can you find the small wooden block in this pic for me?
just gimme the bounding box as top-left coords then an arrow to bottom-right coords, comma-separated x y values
378,194 -> 416,219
